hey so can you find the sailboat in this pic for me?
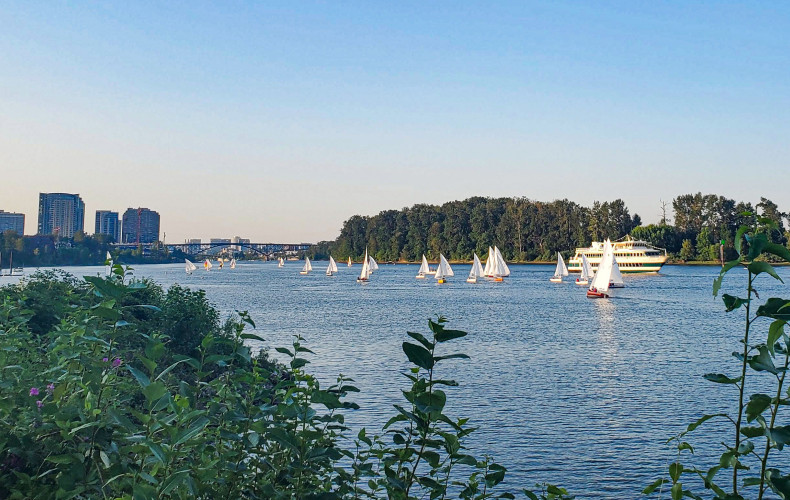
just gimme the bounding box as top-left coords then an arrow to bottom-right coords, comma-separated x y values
368,255 -> 379,272
494,246 -> 510,277
550,252 -> 569,283
576,254 -> 593,286
587,239 -> 614,298
357,249 -> 371,282
435,254 -> 454,284
204,259 -> 213,271
483,246 -> 494,277
185,259 -> 197,274
278,257 -> 284,268
300,257 -> 312,275
230,258 -> 236,269
347,256 -> 352,267
609,253 -> 625,288
467,253 -> 484,283
218,258 -> 224,269
416,254 -> 430,279
105,251 -> 113,276
326,256 -> 338,276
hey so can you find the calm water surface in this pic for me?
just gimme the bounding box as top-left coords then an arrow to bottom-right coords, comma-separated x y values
9,262 -> 789,498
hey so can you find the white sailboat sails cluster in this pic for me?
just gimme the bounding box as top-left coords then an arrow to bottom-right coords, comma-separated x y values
300,257 -> 313,275
483,246 -> 510,281
326,256 -> 338,276
434,254 -> 454,283
550,252 -> 569,282
467,254 -> 484,283
586,239 -> 624,298
416,254 -> 430,279
576,254 -> 593,285
357,249 -> 372,282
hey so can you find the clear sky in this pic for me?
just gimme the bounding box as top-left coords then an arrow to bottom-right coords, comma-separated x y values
1,2 -> 788,242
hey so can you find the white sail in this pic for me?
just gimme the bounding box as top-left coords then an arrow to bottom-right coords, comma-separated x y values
278,257 -> 284,267
348,257 -> 352,267
610,253 -> 625,287
469,253 -> 484,280
435,254 -> 454,280
230,258 -> 236,269
302,257 -> 312,273
185,259 -> 197,274
358,249 -> 371,280
494,246 -> 510,277
483,246 -> 494,276
204,259 -> 213,270
580,254 -> 593,281
589,240 -> 613,293
105,251 -> 113,276
553,252 -> 569,278
417,254 -> 429,276
368,256 -> 379,271
327,256 -> 338,275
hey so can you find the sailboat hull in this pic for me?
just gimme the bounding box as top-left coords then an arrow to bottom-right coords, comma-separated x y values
575,279 -> 589,286
549,277 -> 563,283
586,290 -> 609,298
466,277 -> 477,283
437,278 -> 446,284
416,274 -> 426,279
300,271 -> 309,275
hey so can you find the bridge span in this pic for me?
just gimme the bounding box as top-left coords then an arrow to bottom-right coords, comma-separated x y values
111,241 -> 313,257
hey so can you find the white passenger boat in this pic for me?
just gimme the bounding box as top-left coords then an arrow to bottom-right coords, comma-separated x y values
568,236 -> 667,273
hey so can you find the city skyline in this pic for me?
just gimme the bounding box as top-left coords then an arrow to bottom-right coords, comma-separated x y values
1,3 -> 788,242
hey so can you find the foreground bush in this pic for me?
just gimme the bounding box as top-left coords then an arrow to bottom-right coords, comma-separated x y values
0,267 -> 569,499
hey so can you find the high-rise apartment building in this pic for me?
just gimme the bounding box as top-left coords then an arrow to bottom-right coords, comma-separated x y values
0,210 -> 25,234
121,208 -> 160,244
95,210 -> 120,242
38,193 -> 85,238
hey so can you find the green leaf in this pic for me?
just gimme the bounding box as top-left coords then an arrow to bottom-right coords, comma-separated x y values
435,328 -> 468,343
684,413 -> 729,435
768,320 -> 786,355
767,425 -> 790,450
643,478 -> 669,494
749,346 -> 778,374
402,342 -> 434,370
764,243 -> 790,263
735,225 -> 750,256
127,366 -> 150,388
703,373 -> 742,385
144,440 -> 166,464
714,258 -> 742,297
671,482 -> 682,500
722,294 -> 748,312
274,347 -> 293,357
433,353 -> 470,361
748,261 -> 784,283
768,470 -> 790,497
240,333 -> 266,342
142,382 -> 168,403
407,331 -> 434,349
757,298 -> 790,321
159,470 -> 190,495
737,440 -> 754,454
746,232 -> 768,260
312,390 -> 342,409
414,390 -> 447,414
669,462 -> 683,482
740,425 -> 765,438
133,484 -> 157,500
174,416 -> 210,446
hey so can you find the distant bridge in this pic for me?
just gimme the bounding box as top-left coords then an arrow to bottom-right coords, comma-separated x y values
111,241 -> 313,257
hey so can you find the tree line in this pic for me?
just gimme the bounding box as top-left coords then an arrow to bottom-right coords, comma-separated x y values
311,193 -> 789,262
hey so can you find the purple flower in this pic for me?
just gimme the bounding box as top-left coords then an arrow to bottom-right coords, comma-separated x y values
102,357 -> 109,363
36,400 -> 43,409
29,387 -> 39,397
46,383 -> 55,393
112,358 -> 122,368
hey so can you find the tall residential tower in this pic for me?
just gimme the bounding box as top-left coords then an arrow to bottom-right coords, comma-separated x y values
37,193 -> 85,238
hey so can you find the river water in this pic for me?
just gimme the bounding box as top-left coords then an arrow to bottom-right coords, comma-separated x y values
6,262 -> 788,497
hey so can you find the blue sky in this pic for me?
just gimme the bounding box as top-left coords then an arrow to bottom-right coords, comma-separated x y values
1,2 -> 788,242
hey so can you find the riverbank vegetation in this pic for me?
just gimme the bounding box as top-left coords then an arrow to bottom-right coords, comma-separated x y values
0,267 -> 570,499
311,194 -> 789,264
